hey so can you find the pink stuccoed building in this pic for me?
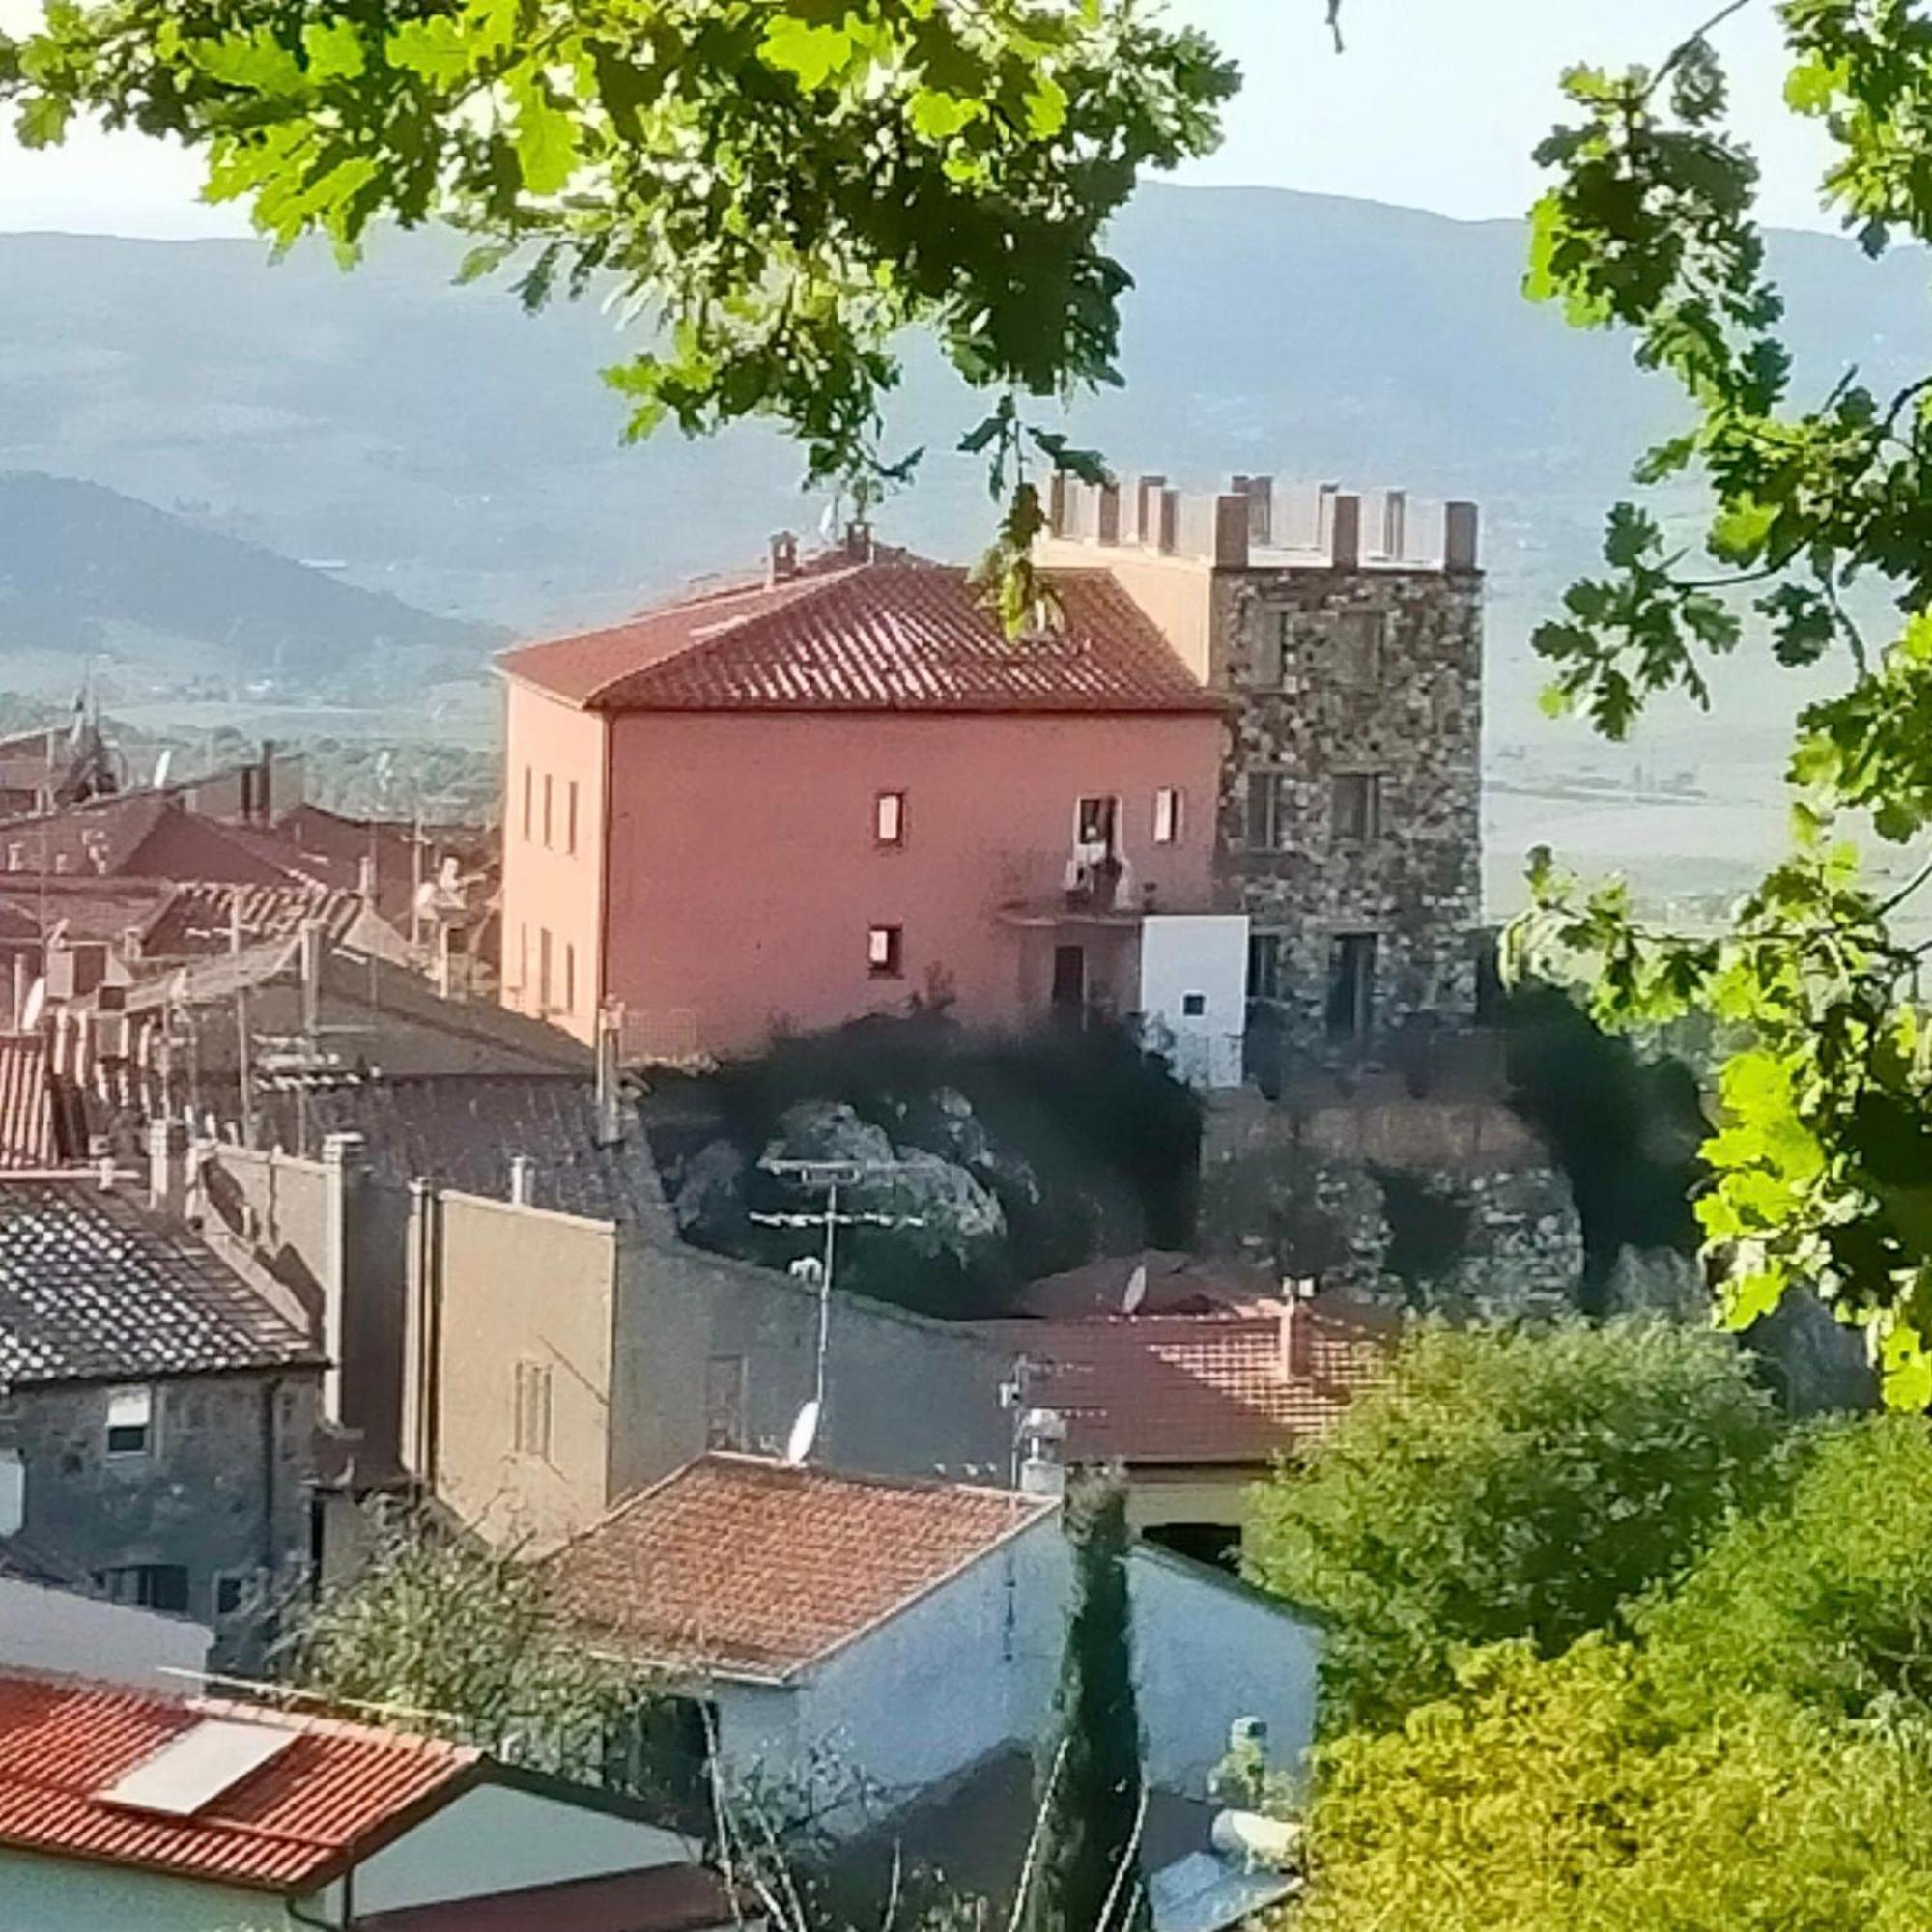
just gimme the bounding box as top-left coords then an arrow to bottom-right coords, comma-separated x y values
496,534 -> 1245,1070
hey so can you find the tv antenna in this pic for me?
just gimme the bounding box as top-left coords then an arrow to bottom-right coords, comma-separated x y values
753,1156 -> 925,1466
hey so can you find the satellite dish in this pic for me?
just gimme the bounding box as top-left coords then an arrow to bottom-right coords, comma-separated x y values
151,750 -> 173,791
783,1399 -> 821,1467
1122,1262 -> 1148,1317
19,978 -> 44,1033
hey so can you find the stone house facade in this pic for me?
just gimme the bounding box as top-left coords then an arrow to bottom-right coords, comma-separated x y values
1038,474 -> 1483,1065
0,1179 -> 321,1660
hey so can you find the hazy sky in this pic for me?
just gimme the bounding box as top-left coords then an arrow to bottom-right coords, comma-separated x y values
0,0 -> 1840,238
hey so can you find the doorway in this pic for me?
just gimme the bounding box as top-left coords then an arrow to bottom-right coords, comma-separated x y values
1051,943 -> 1087,1018
1326,932 -> 1378,1042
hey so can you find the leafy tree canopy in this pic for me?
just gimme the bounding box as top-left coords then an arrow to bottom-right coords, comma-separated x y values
1510,4 -> 1932,1403
1244,1320 -> 1784,1733
0,0 -> 1235,590
1299,1634 -> 1932,1932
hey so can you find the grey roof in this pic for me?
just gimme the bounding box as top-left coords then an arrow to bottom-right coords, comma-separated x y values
257,1075 -> 667,1224
0,1181 -> 318,1388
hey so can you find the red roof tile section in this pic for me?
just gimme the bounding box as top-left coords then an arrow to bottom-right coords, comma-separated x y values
549,1454 -> 1057,1680
971,1297 -> 1395,1466
139,880 -> 365,958
0,1672 -> 476,1893
498,556 -> 1221,716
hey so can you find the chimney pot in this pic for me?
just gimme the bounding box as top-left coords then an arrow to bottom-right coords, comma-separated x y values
1135,474 -> 1168,547
1047,470 -> 1069,538
842,519 -> 874,563
767,531 -> 800,585
1212,494 -> 1251,569
1280,1277 -> 1317,1380
508,1153 -> 536,1208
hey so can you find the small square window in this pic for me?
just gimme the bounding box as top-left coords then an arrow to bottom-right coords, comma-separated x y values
1333,772 -> 1383,842
1152,788 -> 1182,845
1335,611 -> 1386,685
875,791 -> 906,847
105,1386 -> 153,1459
1246,773 -> 1286,852
213,1571 -> 252,1620
1181,991 -> 1208,1018
867,925 -> 904,979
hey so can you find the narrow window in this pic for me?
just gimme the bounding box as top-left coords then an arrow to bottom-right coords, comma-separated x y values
1245,772 -> 1284,852
513,1360 -> 554,1459
538,927 -> 554,1009
104,1385 -> 153,1459
1335,610 -> 1386,686
522,766 -> 533,840
5,845 -> 17,871
542,773 -> 554,849
705,1355 -> 748,1451
566,780 -> 580,856
867,925 -> 904,979
1075,797 -> 1120,853
1152,788 -> 1182,845
1269,612 -> 1293,685
1332,772 -> 1383,842
875,791 -> 906,848
518,923 -> 528,997
563,943 -> 576,1015
1247,932 -> 1286,1003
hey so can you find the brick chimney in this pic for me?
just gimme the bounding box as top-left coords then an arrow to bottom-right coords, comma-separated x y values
843,519 -> 874,564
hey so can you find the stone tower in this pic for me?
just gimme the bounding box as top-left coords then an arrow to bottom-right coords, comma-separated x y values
1037,472 -> 1483,1065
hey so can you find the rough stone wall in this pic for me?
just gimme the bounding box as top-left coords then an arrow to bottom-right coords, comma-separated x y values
1198,1092 -> 1582,1311
1,1370 -> 320,1665
1218,567 -> 1484,1056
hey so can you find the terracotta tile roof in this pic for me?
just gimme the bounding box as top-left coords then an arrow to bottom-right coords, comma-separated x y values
0,1179 -> 318,1388
0,1034 -> 58,1170
138,880 -> 366,959
0,1671 -> 476,1893
497,555 -> 1221,716
356,1861 -> 743,1932
969,1298 -> 1395,1466
1019,1250 -> 1282,1321
548,1454 -> 1058,1681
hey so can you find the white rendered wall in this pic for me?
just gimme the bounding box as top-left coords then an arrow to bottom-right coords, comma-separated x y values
1138,915 -> 1251,1089
351,1782 -> 690,1916
0,1577 -> 212,1690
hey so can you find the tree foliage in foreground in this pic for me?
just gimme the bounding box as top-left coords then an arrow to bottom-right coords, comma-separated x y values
1512,4 -> 1932,1403
280,1507 -> 661,1791
1300,1636 -> 1932,1932
1300,1413 -> 1932,1932
0,0 -> 1235,591
1244,1321 -> 1784,1734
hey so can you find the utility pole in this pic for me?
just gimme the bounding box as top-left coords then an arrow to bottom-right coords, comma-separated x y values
750,1156 -> 925,1457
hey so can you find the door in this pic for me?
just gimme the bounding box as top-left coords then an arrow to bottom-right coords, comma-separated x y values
1051,943 -> 1088,1017
1326,932 -> 1378,1042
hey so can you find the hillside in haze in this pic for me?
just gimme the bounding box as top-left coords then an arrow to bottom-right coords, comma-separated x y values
1,183 -> 1925,910
0,472 -> 502,698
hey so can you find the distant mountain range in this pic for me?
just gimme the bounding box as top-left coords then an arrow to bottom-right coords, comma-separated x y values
0,472 -> 502,698
0,184 -> 1924,721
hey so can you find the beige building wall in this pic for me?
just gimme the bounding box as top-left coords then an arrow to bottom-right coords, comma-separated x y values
426,1193 -> 618,1548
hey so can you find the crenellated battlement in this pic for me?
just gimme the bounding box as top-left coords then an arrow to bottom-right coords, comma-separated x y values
1045,471 -> 1480,574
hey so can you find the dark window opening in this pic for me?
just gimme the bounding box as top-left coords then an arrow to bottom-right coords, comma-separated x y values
1327,932 -> 1378,1041
867,925 -> 904,979
1332,771 -> 1382,842
98,1564 -> 189,1614
1247,932 -> 1286,1003
1246,772 -> 1285,852
1145,1521 -> 1242,1575
1052,944 -> 1088,1013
